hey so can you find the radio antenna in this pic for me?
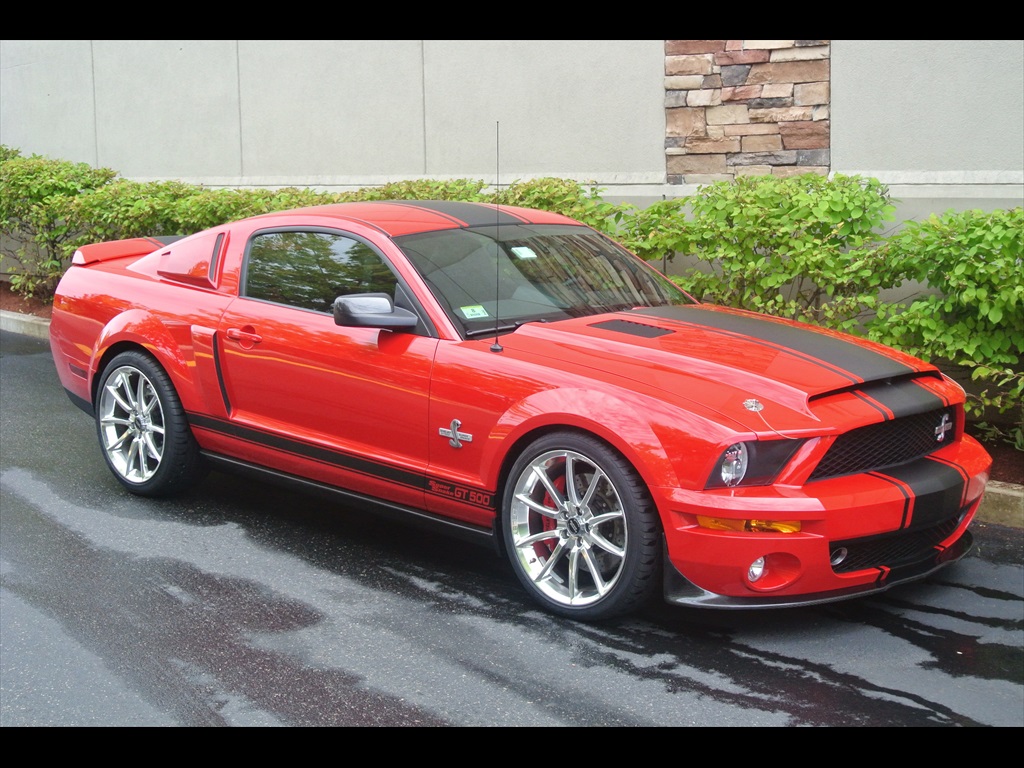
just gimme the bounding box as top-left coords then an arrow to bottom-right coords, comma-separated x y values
490,120 -> 503,353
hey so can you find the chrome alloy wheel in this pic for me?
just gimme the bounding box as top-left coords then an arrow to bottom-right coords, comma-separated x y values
98,364 -> 166,484
508,448 -> 628,608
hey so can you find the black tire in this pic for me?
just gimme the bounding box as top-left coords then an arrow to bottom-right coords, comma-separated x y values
94,350 -> 207,496
501,431 -> 662,621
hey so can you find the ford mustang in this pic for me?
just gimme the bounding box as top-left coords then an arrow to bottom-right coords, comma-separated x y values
48,200 -> 993,620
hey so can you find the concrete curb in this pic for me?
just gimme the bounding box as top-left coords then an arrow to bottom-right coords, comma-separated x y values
1,309 -> 52,341
978,481 -> 1024,529
3,309 -> 1021,529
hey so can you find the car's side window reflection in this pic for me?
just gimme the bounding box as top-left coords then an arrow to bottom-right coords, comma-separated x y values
244,230 -> 399,313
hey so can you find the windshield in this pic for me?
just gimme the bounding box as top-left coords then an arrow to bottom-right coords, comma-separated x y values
395,223 -> 695,338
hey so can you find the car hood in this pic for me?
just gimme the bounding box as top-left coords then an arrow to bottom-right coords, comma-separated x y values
498,304 -> 940,434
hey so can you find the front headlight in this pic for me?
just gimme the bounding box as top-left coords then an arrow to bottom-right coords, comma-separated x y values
704,439 -> 805,489
719,443 -> 748,486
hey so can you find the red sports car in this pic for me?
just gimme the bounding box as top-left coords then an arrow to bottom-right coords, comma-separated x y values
48,200 -> 993,620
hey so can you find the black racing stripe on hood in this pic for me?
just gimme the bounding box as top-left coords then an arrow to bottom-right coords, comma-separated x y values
851,391 -> 891,421
633,305 -> 916,384
875,459 -> 966,530
851,376 -> 947,420
381,200 -> 529,227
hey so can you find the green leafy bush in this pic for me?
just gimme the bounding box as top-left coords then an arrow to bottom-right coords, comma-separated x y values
866,207 -> 1023,445
66,182 -> 344,247
354,178 -> 489,202
263,187 -> 345,211
65,179 -> 216,243
494,177 -> 625,233
613,197 -> 691,265
0,151 -> 118,296
667,173 -> 903,331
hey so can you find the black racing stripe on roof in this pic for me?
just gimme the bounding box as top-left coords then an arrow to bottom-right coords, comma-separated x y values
633,305 -> 916,384
381,200 -> 529,227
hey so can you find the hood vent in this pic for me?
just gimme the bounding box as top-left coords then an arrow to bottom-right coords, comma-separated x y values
589,319 -> 672,338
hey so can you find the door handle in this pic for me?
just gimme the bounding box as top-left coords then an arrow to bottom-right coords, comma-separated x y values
226,327 -> 263,345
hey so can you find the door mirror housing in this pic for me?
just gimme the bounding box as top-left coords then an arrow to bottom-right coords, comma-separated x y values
333,293 -> 419,331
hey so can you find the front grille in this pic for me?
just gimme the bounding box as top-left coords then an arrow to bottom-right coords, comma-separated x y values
809,407 -> 954,481
831,514 -> 962,574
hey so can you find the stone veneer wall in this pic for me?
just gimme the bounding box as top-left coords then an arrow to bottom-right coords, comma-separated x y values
665,40 -> 831,184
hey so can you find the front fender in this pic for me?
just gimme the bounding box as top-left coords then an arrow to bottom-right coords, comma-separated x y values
481,387 -> 740,494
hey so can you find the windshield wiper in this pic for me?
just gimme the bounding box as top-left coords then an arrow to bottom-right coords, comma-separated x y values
464,322 -> 525,339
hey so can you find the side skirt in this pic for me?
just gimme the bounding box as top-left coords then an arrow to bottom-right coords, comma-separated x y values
201,451 -> 497,550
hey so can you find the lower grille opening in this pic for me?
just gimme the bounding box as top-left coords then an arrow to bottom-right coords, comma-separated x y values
830,512 -> 964,574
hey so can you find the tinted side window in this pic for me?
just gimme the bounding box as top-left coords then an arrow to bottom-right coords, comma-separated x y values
244,230 -> 398,313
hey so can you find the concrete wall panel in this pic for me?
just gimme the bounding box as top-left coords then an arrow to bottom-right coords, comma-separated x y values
236,40 -> 425,178
831,39 -> 1024,180
91,40 -> 242,177
420,40 -> 665,182
0,40 -> 97,165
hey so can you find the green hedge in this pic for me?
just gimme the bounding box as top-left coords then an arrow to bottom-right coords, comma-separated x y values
0,148 -> 118,296
659,173 -> 902,331
2,145 -> 1020,446
867,208 -> 1023,447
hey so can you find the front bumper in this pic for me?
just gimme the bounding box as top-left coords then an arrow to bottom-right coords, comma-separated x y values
662,514 -> 975,609
656,437 -> 990,608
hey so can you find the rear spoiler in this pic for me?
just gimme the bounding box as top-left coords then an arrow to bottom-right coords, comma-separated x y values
72,236 -> 185,266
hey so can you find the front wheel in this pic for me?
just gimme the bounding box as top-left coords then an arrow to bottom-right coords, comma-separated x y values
95,350 -> 206,496
502,432 -> 662,621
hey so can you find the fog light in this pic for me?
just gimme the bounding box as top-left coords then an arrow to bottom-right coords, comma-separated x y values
745,552 -> 801,592
830,547 -> 848,566
748,556 -> 766,582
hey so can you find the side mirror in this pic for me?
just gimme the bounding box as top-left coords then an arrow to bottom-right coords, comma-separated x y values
333,293 -> 419,331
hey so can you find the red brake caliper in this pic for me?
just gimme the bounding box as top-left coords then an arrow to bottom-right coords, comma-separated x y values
533,474 -> 565,558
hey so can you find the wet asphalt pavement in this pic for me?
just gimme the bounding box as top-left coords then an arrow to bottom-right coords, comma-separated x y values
2,330 -> 1022,726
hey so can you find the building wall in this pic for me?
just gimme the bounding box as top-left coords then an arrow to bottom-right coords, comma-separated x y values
831,39 -> 1023,220
2,39 -> 1021,217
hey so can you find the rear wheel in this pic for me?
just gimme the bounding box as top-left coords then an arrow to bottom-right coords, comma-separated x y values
95,350 -> 206,496
502,432 -> 662,621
